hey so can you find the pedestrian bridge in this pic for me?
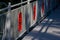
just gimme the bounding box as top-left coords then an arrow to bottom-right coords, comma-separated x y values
0,0 -> 60,40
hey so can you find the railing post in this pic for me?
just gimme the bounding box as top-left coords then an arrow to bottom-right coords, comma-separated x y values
37,0 -> 43,21
36,0 -> 38,22
44,0 -> 48,15
26,0 -> 31,33
2,2 -> 11,40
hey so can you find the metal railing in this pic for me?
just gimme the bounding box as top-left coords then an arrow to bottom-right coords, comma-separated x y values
0,0 -> 38,40
0,0 -> 59,40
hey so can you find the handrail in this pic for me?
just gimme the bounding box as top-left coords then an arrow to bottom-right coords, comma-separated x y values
0,7 -> 8,12
0,0 -> 36,12
11,1 -> 27,8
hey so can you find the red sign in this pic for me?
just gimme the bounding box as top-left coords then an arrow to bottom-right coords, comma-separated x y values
18,12 -> 22,32
33,4 -> 36,20
41,2 -> 44,14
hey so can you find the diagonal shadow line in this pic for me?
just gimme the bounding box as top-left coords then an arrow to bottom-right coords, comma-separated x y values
33,19 -> 53,40
17,4 -> 60,40
38,20 -> 53,40
44,20 -> 53,33
32,19 -> 49,40
38,19 -> 50,33
32,19 -> 53,40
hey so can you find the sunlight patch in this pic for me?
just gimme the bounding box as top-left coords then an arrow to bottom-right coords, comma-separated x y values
32,26 -> 42,32
22,36 -> 33,40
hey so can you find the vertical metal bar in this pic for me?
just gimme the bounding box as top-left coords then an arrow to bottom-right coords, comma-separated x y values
37,0 -> 43,21
2,2 -> 11,40
26,0 -> 31,33
27,0 -> 30,4
44,0 -> 49,16
43,0 -> 47,17
36,1 -> 38,22
44,0 -> 47,16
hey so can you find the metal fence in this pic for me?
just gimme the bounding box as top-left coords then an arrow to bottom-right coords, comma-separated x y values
0,0 -> 39,40
0,0 -> 60,40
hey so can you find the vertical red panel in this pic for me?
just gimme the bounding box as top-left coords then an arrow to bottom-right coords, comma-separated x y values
18,12 -> 22,32
42,2 -> 44,14
33,5 -> 36,20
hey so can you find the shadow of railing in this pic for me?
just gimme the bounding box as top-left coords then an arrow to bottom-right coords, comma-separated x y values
25,18 -> 60,40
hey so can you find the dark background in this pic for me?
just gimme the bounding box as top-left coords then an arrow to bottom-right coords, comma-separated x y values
0,0 -> 27,5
